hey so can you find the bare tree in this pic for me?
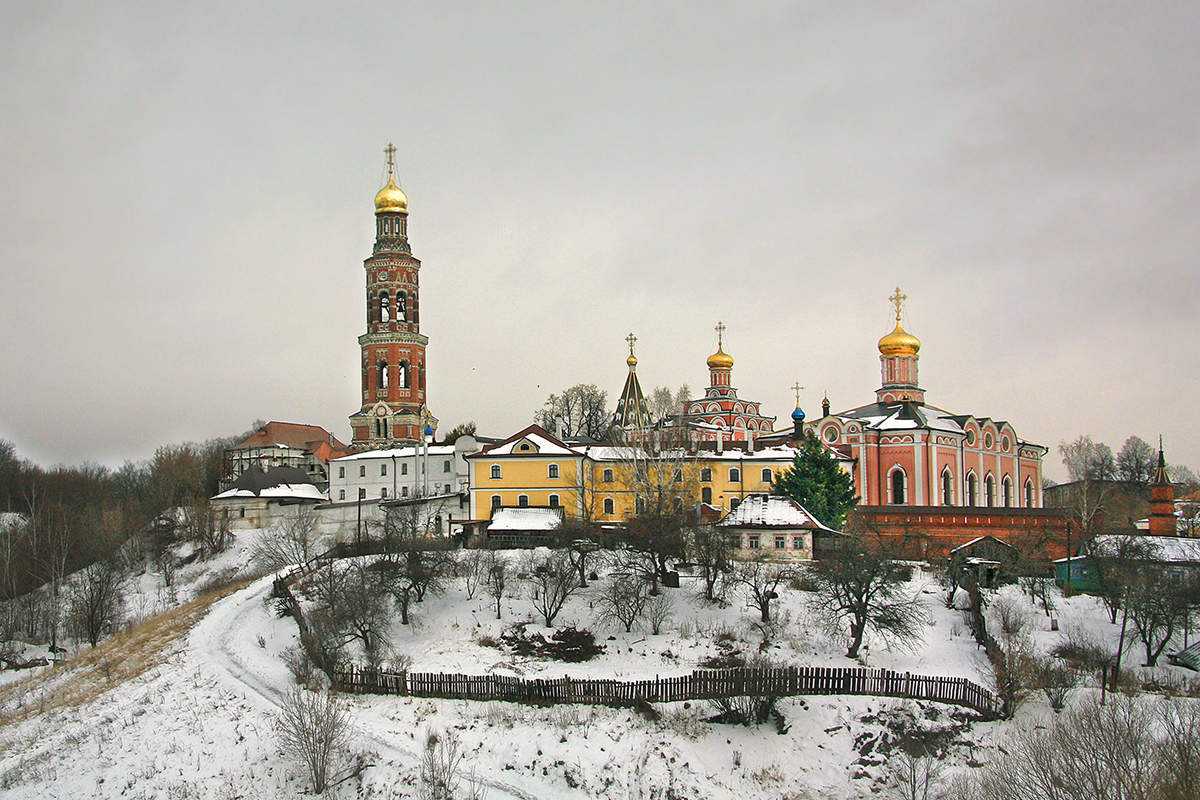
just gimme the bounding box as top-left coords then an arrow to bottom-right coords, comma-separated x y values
731,556 -> 793,624
1124,570 -> 1193,667
687,524 -> 730,602
1116,435 -> 1158,485
527,550 -> 579,627
1058,436 -> 1116,535
181,500 -> 232,556
419,728 -> 486,800
484,551 -> 508,620
276,688 -> 350,795
459,549 -> 487,600
595,573 -> 649,632
534,384 -> 610,440
67,560 -> 125,647
811,532 -> 926,658
253,507 -> 323,572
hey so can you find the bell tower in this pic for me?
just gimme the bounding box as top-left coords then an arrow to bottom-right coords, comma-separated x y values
348,144 -> 437,449
876,287 -> 925,404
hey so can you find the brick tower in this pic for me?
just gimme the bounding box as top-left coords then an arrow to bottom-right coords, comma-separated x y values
876,286 -> 925,404
1148,438 -> 1176,536
348,144 -> 437,449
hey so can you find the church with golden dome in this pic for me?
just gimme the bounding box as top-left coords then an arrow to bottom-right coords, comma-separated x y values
805,288 -> 1048,511
347,144 -> 437,449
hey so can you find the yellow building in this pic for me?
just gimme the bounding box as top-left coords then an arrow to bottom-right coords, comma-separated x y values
466,424 -> 800,524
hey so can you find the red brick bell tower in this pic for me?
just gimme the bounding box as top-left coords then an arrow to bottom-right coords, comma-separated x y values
348,144 -> 437,449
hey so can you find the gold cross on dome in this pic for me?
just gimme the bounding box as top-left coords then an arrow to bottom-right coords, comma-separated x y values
791,382 -> 805,405
889,287 -> 907,322
625,332 -> 637,356
384,142 -> 397,173
715,321 -> 726,348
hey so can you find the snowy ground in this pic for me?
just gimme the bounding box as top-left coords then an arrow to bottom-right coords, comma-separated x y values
0,533 -> 1195,798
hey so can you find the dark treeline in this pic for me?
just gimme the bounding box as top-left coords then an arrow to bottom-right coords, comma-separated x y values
0,424 -> 258,603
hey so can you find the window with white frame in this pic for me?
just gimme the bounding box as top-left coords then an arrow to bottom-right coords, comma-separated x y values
490,464 -> 501,479
548,463 -> 559,479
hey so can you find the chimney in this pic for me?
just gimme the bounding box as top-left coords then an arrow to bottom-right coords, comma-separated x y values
747,431 -> 755,453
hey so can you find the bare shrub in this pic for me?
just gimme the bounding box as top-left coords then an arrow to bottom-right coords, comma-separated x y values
276,688 -> 350,794
419,728 -> 486,800
644,592 -> 673,635
984,630 -> 1038,716
990,595 -> 1030,637
1157,698 -> 1200,800
889,747 -> 945,800
707,656 -> 785,726
483,552 -> 508,620
595,573 -> 649,633
1050,625 -> 1113,671
1031,656 -> 1077,711
281,644 -> 317,686
964,693 -> 1174,800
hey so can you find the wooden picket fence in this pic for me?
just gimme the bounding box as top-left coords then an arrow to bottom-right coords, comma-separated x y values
333,664 -> 1003,719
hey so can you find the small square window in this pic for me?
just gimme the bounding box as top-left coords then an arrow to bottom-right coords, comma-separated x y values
793,535 -> 804,550
748,535 -> 759,549
775,536 -> 785,549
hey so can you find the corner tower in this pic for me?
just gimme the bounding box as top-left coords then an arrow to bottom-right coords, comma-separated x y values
1148,438 -> 1176,536
348,144 -> 437,449
876,287 -> 925,404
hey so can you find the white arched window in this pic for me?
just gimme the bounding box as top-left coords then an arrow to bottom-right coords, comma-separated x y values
549,494 -> 559,508
490,464 -> 501,479
603,498 -> 614,515
518,495 -> 529,507
729,468 -> 741,483
888,467 -> 907,505
700,467 -> 712,482
1025,479 -> 1035,508
379,291 -> 390,323
985,474 -> 995,507
761,468 -> 773,483
1002,476 -> 1012,508
701,486 -> 712,504
548,463 -> 559,479
602,468 -> 614,483
941,468 -> 953,506
966,472 -> 978,506
397,291 -> 408,322
378,359 -> 389,389
490,495 -> 501,509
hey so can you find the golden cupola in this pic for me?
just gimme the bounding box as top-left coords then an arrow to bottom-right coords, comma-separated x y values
374,173 -> 408,215
707,321 -> 735,369
878,287 -> 920,356
374,142 -> 408,215
706,346 -> 734,369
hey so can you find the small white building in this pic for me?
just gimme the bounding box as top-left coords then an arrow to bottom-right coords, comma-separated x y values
210,466 -> 327,530
717,493 -> 840,561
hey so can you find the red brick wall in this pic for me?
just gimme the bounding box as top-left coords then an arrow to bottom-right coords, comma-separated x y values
849,507 -> 1073,563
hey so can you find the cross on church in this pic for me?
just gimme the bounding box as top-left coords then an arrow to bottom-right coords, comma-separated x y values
384,142 -> 397,172
889,286 -> 907,322
791,382 -> 805,405
715,321 -> 726,348
625,332 -> 637,355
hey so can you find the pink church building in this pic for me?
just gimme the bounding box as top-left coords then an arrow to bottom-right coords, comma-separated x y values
807,290 -> 1047,510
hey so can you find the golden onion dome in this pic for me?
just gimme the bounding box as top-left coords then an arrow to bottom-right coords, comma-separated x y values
877,322 -> 920,356
374,173 -> 408,215
706,346 -> 735,369
627,354 -> 638,368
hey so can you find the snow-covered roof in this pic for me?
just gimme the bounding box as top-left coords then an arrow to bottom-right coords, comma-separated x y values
212,483 -> 328,502
716,494 -> 837,531
332,445 -> 457,461
1085,534 -> 1200,563
487,507 -> 563,532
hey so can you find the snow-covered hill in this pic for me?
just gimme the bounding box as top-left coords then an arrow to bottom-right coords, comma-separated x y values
0,533 -> 1195,799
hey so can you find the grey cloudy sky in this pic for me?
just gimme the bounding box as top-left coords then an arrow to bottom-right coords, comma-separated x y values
2,1 -> 1198,481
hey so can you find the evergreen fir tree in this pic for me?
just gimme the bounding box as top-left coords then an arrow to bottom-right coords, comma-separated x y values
773,432 -> 858,528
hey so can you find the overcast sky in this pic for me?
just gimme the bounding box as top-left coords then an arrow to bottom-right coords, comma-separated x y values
2,1 -> 1197,481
